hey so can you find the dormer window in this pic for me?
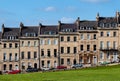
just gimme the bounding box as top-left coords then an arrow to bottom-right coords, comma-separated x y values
106,23 -> 110,28
7,36 -> 18,40
99,23 -> 104,27
16,36 -> 18,39
33,33 -> 37,37
49,31 -> 52,35
26,33 -> 28,36
68,29 -> 71,32
82,27 -> 84,30
12,36 -> 14,40
111,23 -> 116,27
44,31 -> 56,35
84,27 -> 86,30
88,27 -> 90,30
10,36 -> 12,40
104,23 -> 106,27
25,33 -> 36,37
62,28 -> 73,32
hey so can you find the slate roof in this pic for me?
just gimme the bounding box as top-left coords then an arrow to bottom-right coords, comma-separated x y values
21,26 -> 39,36
3,28 -> 20,36
79,21 -> 97,29
98,17 -> 117,23
40,25 -> 58,34
60,23 -> 77,32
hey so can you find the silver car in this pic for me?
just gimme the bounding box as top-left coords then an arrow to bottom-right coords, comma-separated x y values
41,67 -> 50,71
71,64 -> 83,68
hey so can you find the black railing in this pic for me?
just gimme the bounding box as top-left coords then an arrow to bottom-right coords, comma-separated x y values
100,47 -> 118,51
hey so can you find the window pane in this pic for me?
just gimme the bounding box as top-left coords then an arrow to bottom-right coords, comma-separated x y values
41,49 -> 44,56
9,43 -> 12,48
48,39 -> 51,45
47,49 -> 50,57
54,49 -> 57,57
74,47 -> 77,54
4,44 -> 6,48
87,45 -> 90,51
81,34 -> 84,40
81,45 -> 83,51
67,37 -> 70,41
28,52 -> 31,59
61,37 -> 64,41
54,39 -> 58,45
21,52 -> 24,59
74,37 -> 77,41
67,47 -> 70,53
61,47 -> 64,54
61,58 -> 64,64
34,52 -> 37,58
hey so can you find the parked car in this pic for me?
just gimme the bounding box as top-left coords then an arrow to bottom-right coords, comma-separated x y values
26,68 -> 38,72
8,70 -> 21,74
71,64 -> 83,68
57,66 -> 67,69
41,67 -> 50,71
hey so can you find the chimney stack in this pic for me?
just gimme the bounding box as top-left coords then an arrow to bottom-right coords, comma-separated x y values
58,21 -> 61,31
20,22 -> 24,35
116,11 -> 120,23
39,23 -> 42,35
2,24 -> 4,35
76,17 -> 80,29
96,12 -> 99,21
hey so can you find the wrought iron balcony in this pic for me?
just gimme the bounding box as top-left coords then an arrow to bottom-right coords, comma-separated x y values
100,47 -> 118,51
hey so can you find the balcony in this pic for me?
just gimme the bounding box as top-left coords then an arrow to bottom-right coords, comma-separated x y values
79,51 -> 97,54
41,55 -> 58,58
78,30 -> 98,33
3,59 -> 19,62
100,47 -> 118,51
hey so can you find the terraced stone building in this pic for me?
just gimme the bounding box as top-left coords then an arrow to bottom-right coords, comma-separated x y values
0,11 -> 120,71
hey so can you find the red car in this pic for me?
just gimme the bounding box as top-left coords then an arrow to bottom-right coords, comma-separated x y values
8,70 -> 21,74
57,66 -> 67,69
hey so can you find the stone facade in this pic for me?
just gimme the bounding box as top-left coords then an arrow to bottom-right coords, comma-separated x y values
0,11 -> 120,71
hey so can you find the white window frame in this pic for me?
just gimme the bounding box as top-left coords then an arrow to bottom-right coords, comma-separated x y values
3,53 -> 6,61
81,34 -> 84,40
54,39 -> 58,45
34,41 -> 37,46
100,41 -> 104,49
48,39 -> 51,45
107,31 -> 110,37
107,41 -> 110,48
113,41 -> 117,49
107,52 -> 110,59
100,52 -> 104,60
87,34 -> 90,40
40,39 -> 44,45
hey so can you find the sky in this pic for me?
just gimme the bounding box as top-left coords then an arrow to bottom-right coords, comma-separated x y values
0,0 -> 120,29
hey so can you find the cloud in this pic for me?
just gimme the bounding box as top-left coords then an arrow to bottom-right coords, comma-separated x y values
61,17 -> 74,23
44,6 -> 56,12
80,0 -> 109,3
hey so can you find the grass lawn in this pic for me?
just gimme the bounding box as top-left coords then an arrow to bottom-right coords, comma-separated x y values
1,65 -> 120,81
